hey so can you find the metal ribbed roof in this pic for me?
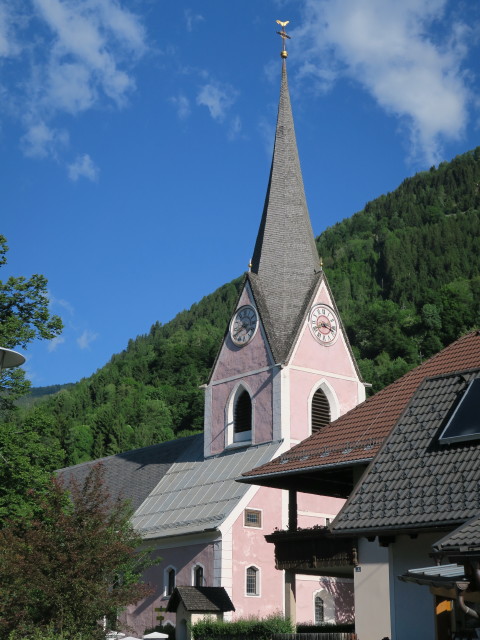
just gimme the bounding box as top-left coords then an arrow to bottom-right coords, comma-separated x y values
399,563 -> 465,588
132,439 -> 282,539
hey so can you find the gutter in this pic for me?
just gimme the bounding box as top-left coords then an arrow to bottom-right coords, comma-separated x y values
330,518 -> 466,538
238,457 -> 373,483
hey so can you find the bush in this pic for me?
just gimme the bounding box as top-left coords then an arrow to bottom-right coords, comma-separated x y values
192,614 -> 294,640
8,627 -> 92,640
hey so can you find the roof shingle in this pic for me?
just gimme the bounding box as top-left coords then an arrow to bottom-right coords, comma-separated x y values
332,367 -> 480,534
250,59 -> 320,363
166,586 -> 235,613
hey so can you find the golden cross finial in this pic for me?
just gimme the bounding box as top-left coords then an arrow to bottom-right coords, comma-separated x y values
276,20 -> 291,58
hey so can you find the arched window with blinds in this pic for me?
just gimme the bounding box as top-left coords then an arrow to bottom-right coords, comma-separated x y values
315,594 -> 324,623
246,566 -> 259,596
234,388 -> 252,442
311,387 -> 331,434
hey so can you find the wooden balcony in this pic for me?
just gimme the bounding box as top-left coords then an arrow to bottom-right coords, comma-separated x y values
265,527 -> 357,578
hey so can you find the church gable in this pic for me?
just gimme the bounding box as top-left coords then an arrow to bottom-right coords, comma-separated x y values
287,277 -> 364,442
290,278 -> 359,379
210,282 -> 273,384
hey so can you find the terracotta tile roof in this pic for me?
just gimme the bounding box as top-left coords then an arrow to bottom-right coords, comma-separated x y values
242,331 -> 480,480
332,368 -> 480,534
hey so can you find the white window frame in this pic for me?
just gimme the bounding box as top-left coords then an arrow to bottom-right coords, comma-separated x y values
225,382 -> 254,448
245,565 -> 260,597
243,508 -> 263,529
308,379 -> 339,436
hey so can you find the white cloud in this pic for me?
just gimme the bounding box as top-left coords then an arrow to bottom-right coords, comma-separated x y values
47,335 -> 66,352
47,292 -> 75,315
0,4 -> 21,57
184,8 -> 204,32
169,93 -> 191,120
228,115 -> 242,141
68,153 -> 99,182
294,0 -> 473,165
0,0 -> 148,164
33,0 -> 146,106
197,82 -> 237,122
77,329 -> 98,350
20,121 -> 69,158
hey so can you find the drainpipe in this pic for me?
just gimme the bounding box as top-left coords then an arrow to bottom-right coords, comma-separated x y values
288,489 -> 297,532
471,560 -> 480,591
456,581 -> 479,620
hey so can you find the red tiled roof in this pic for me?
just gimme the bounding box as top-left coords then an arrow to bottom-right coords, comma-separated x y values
242,331 -> 480,480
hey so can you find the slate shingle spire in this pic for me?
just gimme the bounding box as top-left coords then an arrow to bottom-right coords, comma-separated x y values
248,58 -> 321,362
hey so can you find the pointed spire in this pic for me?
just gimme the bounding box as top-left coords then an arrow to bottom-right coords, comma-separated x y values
249,55 -> 321,362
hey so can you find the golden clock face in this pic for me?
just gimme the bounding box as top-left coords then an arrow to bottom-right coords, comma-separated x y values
309,304 -> 339,346
230,305 -> 258,347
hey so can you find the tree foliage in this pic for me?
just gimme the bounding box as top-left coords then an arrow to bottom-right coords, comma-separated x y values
0,464 -> 153,639
0,235 -> 63,409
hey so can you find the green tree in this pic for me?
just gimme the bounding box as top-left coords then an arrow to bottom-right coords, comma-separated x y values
0,464 -> 154,638
0,235 -> 63,410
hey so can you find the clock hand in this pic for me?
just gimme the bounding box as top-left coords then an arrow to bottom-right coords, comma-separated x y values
234,323 -> 247,337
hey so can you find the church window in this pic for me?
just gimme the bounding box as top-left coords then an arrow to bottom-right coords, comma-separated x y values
244,508 -> 262,528
234,389 -> 252,442
165,567 -> 176,596
246,566 -> 259,596
315,595 -> 324,623
311,388 -> 330,433
193,564 -> 204,587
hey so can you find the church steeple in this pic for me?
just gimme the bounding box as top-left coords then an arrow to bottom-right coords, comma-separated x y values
248,51 -> 321,363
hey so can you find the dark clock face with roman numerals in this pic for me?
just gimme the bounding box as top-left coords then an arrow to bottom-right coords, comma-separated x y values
309,304 -> 339,346
230,305 -> 258,347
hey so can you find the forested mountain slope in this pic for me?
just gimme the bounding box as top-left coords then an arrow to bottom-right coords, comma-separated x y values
13,147 -> 480,466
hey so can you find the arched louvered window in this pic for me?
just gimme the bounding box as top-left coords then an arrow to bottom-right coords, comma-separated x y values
234,389 -> 252,442
312,388 -> 330,434
315,594 -> 324,623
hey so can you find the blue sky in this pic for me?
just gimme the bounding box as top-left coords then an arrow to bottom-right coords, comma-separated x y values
1,0 -> 480,387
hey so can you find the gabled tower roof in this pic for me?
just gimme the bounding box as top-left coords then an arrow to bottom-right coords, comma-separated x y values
249,59 -> 321,362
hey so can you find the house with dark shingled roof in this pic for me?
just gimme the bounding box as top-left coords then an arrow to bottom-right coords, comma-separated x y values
241,331 -> 480,640
59,37 -> 365,638
166,586 -> 234,640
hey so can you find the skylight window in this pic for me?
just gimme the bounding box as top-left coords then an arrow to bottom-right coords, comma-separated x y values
439,378 -> 480,445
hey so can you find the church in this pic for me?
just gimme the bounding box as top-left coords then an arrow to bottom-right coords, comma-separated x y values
60,28 -> 366,637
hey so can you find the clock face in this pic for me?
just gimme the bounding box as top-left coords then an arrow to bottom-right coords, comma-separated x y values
309,304 -> 339,346
230,305 -> 258,347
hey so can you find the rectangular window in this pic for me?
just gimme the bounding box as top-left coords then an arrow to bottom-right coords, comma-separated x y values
244,508 -> 262,528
